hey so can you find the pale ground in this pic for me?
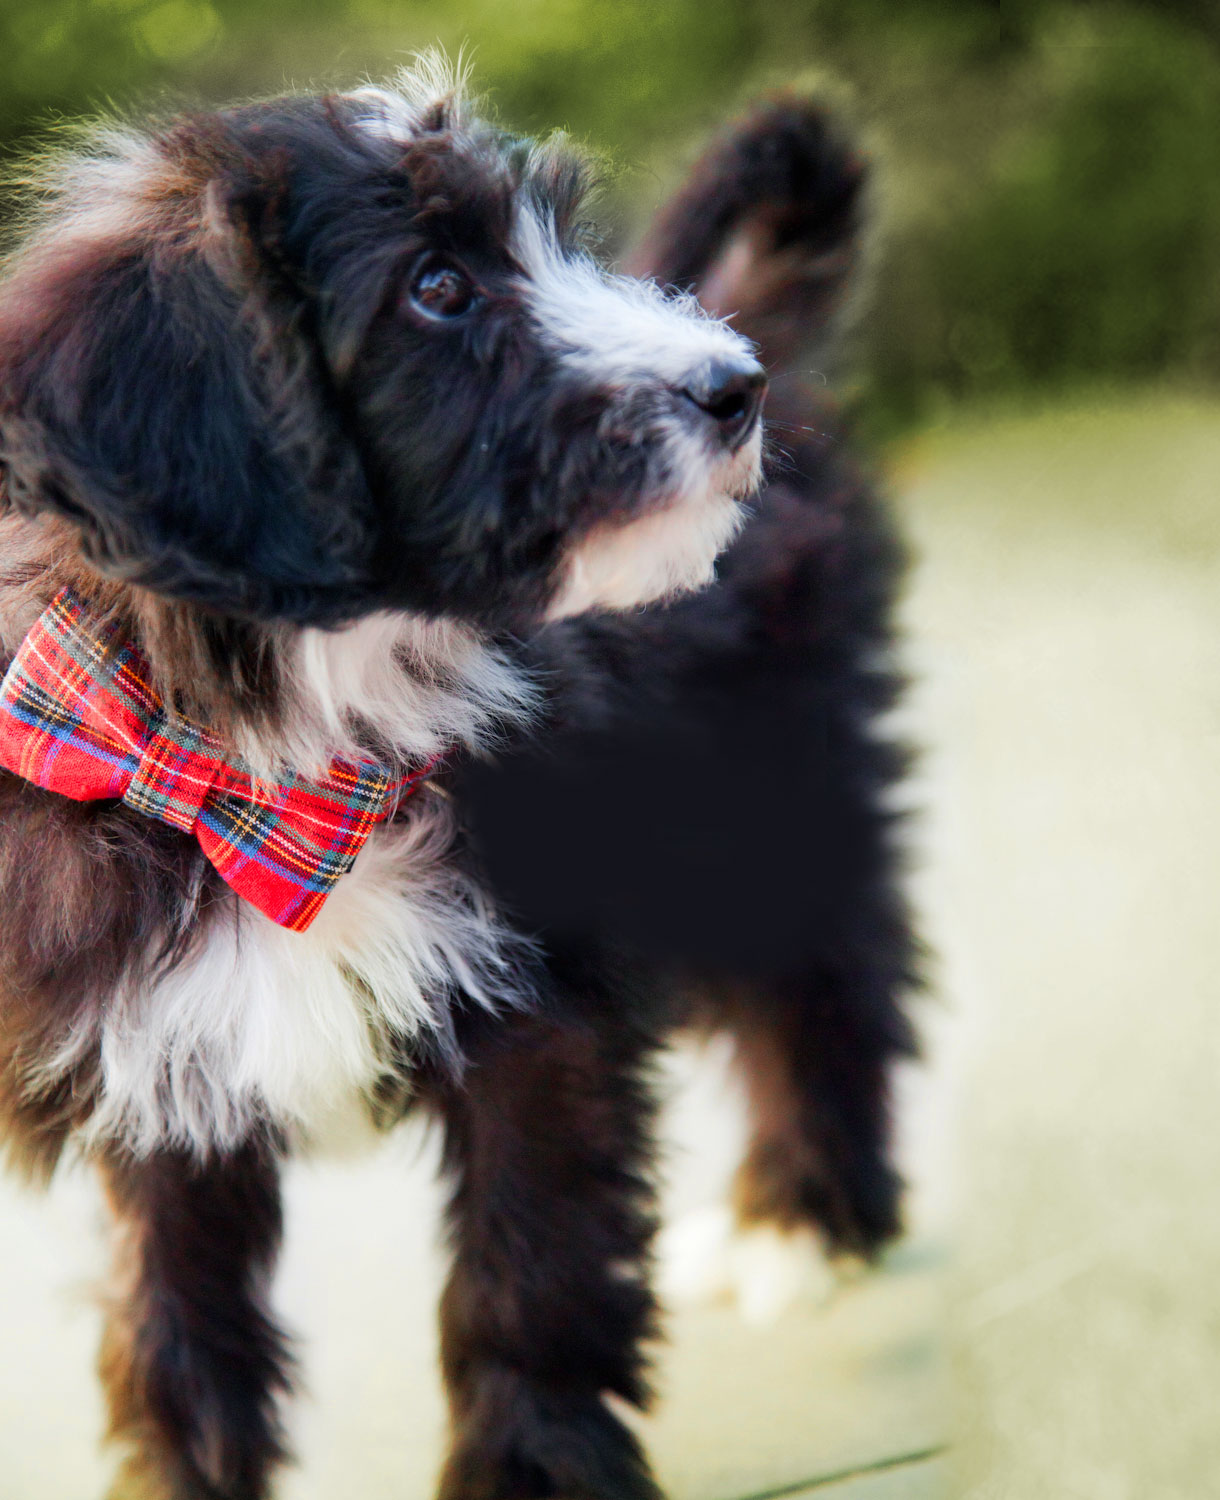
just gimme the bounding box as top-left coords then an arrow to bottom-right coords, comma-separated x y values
899,391 -> 1220,1500
0,389 -> 1216,1498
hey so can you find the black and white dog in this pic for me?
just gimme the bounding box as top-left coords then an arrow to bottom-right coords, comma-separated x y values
0,57 -> 917,1500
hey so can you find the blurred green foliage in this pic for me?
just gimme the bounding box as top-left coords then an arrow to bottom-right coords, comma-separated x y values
0,0 -> 1217,429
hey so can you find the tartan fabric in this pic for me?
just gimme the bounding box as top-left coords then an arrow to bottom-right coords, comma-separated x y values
0,588 -> 435,932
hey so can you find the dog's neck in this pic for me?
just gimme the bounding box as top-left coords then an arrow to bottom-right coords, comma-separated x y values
255,607 -> 538,778
0,510 -> 537,778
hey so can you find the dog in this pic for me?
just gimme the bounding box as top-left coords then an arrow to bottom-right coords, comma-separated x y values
0,57 -> 917,1500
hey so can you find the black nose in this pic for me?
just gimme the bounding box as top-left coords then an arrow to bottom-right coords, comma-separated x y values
680,359 -> 767,449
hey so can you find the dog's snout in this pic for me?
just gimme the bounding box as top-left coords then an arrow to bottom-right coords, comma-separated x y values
680,358 -> 767,449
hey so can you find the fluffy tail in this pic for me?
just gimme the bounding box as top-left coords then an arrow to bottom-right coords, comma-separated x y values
624,95 -> 868,376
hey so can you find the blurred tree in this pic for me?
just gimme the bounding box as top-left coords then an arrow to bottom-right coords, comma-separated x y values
845,5 -> 1220,423
0,0 -> 1216,429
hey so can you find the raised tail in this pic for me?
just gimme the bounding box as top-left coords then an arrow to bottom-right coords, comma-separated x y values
624,95 -> 868,377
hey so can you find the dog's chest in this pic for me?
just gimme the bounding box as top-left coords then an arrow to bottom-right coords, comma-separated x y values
76,795 -> 515,1156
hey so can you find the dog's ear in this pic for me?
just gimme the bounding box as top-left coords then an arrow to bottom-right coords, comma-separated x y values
625,96 -> 868,375
0,144 -> 376,624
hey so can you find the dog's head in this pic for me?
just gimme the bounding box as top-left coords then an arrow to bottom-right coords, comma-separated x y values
0,61 -> 765,633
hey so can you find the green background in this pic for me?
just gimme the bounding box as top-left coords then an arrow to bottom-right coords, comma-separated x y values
1,0 -> 1218,432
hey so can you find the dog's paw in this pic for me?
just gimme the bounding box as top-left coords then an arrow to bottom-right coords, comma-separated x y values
438,1371 -> 663,1500
657,1203 -> 845,1326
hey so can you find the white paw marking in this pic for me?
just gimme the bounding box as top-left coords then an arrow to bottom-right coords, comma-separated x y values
657,1205 -> 841,1326
657,1202 -> 737,1307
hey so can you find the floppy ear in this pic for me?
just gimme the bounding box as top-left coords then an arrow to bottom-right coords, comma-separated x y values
625,95 -> 868,376
0,148 -> 377,625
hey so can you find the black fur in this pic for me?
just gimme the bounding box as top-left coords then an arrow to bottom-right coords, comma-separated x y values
0,92 -> 729,629
422,948 -> 666,1500
440,98 -> 921,1495
99,1136 -> 293,1500
458,386 -> 919,1259
0,82 -> 919,1500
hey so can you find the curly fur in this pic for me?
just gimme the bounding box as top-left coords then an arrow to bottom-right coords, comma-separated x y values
0,62 -> 917,1500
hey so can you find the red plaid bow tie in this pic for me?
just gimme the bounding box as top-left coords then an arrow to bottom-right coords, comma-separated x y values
0,588 -> 437,931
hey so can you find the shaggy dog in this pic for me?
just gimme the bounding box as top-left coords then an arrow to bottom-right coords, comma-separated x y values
0,59 -> 917,1500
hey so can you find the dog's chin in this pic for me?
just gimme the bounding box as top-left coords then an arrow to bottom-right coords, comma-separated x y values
544,437 -> 760,622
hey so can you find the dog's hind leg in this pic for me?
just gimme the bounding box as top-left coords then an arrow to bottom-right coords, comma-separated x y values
425,962 -> 664,1500
709,946 -> 918,1265
696,633 -> 922,1274
661,948 -> 915,1327
96,1136 -> 294,1500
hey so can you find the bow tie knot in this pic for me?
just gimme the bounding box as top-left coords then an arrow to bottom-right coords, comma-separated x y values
121,703 -> 231,831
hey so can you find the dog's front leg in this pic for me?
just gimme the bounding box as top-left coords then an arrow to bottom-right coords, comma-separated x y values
96,1136 -> 294,1500
427,983 -> 665,1500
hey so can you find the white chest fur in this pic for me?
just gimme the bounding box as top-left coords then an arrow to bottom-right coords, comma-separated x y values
50,795 -> 524,1157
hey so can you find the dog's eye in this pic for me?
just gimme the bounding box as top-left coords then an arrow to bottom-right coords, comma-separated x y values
407,258 -> 478,320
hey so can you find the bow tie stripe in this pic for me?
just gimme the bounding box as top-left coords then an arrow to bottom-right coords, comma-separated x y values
0,589 -> 433,932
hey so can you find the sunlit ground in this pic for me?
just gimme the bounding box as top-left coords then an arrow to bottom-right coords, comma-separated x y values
894,390 -> 1220,1500
0,390 -> 1216,1497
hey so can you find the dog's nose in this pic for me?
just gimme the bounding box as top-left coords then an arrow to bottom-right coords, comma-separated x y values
680,359 -> 767,450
